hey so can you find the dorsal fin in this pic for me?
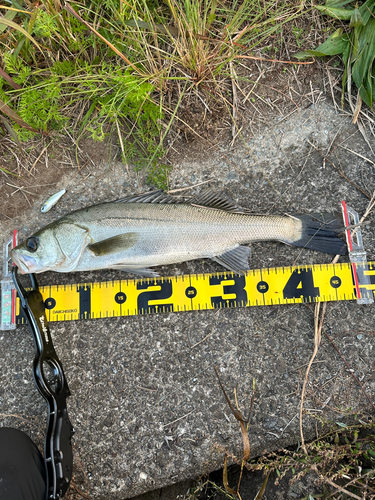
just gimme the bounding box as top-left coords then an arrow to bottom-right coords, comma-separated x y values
114,190 -> 182,204
192,190 -> 248,213
114,189 -> 248,213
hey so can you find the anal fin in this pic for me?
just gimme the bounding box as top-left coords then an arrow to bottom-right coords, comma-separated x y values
212,246 -> 251,274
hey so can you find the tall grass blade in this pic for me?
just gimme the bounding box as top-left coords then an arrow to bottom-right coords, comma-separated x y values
0,98 -> 41,134
0,5 -> 18,33
0,17 -> 42,51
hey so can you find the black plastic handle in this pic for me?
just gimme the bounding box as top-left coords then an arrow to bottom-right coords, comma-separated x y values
12,268 -> 74,500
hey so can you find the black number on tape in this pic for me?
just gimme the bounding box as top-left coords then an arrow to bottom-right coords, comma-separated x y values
115,292 -> 127,304
45,298 -> 56,310
78,285 -> 91,319
257,281 -> 269,293
283,269 -> 319,301
185,286 -> 197,299
137,279 -> 173,314
330,276 -> 341,288
210,274 -> 247,308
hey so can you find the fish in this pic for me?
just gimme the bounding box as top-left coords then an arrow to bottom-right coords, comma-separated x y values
41,189 -> 66,213
11,190 -> 347,276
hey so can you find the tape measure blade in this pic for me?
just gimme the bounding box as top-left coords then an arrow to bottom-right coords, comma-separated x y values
14,262 -> 372,324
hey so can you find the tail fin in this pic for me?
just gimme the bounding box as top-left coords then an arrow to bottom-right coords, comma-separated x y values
290,212 -> 347,255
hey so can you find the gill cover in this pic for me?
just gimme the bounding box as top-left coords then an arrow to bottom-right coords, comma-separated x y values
52,222 -> 91,271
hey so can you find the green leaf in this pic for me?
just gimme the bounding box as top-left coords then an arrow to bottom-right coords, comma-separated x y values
351,18 -> 375,106
0,67 -> 21,90
326,0 -> 355,6
0,115 -> 23,152
350,8 -> 364,28
206,0 -> 217,30
315,5 -> 353,20
359,0 -> 375,25
122,19 -> 179,36
0,98 -> 40,133
294,29 -> 350,60
0,165 -> 19,176
336,422 -> 348,428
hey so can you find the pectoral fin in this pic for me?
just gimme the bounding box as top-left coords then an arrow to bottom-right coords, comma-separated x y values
212,246 -> 251,274
88,232 -> 138,256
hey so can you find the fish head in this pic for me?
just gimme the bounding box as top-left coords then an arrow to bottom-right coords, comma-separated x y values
11,221 -> 91,274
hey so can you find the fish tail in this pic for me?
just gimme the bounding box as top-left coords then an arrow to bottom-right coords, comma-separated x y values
288,212 -> 347,255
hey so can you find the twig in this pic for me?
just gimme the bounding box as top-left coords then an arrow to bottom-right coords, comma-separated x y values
69,482 -> 91,500
235,55 -> 315,65
115,119 -> 129,174
167,179 -> 214,194
30,145 -> 48,174
338,144 -> 375,167
306,140 -> 371,199
163,410 -> 194,428
320,474 -> 362,500
190,329 -> 214,349
299,301 -> 323,454
243,70 -> 265,104
229,60 -> 238,142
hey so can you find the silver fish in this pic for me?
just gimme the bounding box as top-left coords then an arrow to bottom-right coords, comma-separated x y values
41,189 -> 66,213
11,190 -> 346,276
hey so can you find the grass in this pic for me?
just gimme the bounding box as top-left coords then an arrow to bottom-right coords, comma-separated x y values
0,0 -> 305,187
182,415 -> 375,500
294,0 -> 375,122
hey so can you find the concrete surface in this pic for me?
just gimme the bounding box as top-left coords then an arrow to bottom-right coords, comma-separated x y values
1,99 -> 374,499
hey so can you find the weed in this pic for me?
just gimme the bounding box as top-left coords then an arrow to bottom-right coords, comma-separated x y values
294,0 -> 375,116
1,0 -> 305,184
245,418 -> 375,498
292,25 -> 304,48
146,162 -> 172,190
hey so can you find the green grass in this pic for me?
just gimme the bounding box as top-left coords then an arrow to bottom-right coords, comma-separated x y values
0,0 -> 304,187
294,0 -> 375,118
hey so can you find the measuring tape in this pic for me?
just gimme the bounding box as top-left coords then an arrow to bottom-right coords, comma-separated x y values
1,202 -> 374,329
10,261 -> 375,324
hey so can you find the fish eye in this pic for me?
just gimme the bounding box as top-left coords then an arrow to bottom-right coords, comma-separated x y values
26,237 -> 39,252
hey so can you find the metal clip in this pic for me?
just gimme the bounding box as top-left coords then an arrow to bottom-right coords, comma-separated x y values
341,202 -> 374,305
12,267 -> 74,500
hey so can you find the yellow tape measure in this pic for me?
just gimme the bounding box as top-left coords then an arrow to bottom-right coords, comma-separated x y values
15,262 -> 375,324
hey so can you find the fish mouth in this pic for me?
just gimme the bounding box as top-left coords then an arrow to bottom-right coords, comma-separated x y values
11,251 -> 35,274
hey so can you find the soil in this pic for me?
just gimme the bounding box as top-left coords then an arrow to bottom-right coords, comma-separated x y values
0,58 -> 328,220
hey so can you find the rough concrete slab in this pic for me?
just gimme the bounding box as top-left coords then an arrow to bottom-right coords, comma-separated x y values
1,99 -> 374,499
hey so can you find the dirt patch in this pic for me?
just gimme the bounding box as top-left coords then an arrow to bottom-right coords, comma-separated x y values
0,58 -> 333,223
